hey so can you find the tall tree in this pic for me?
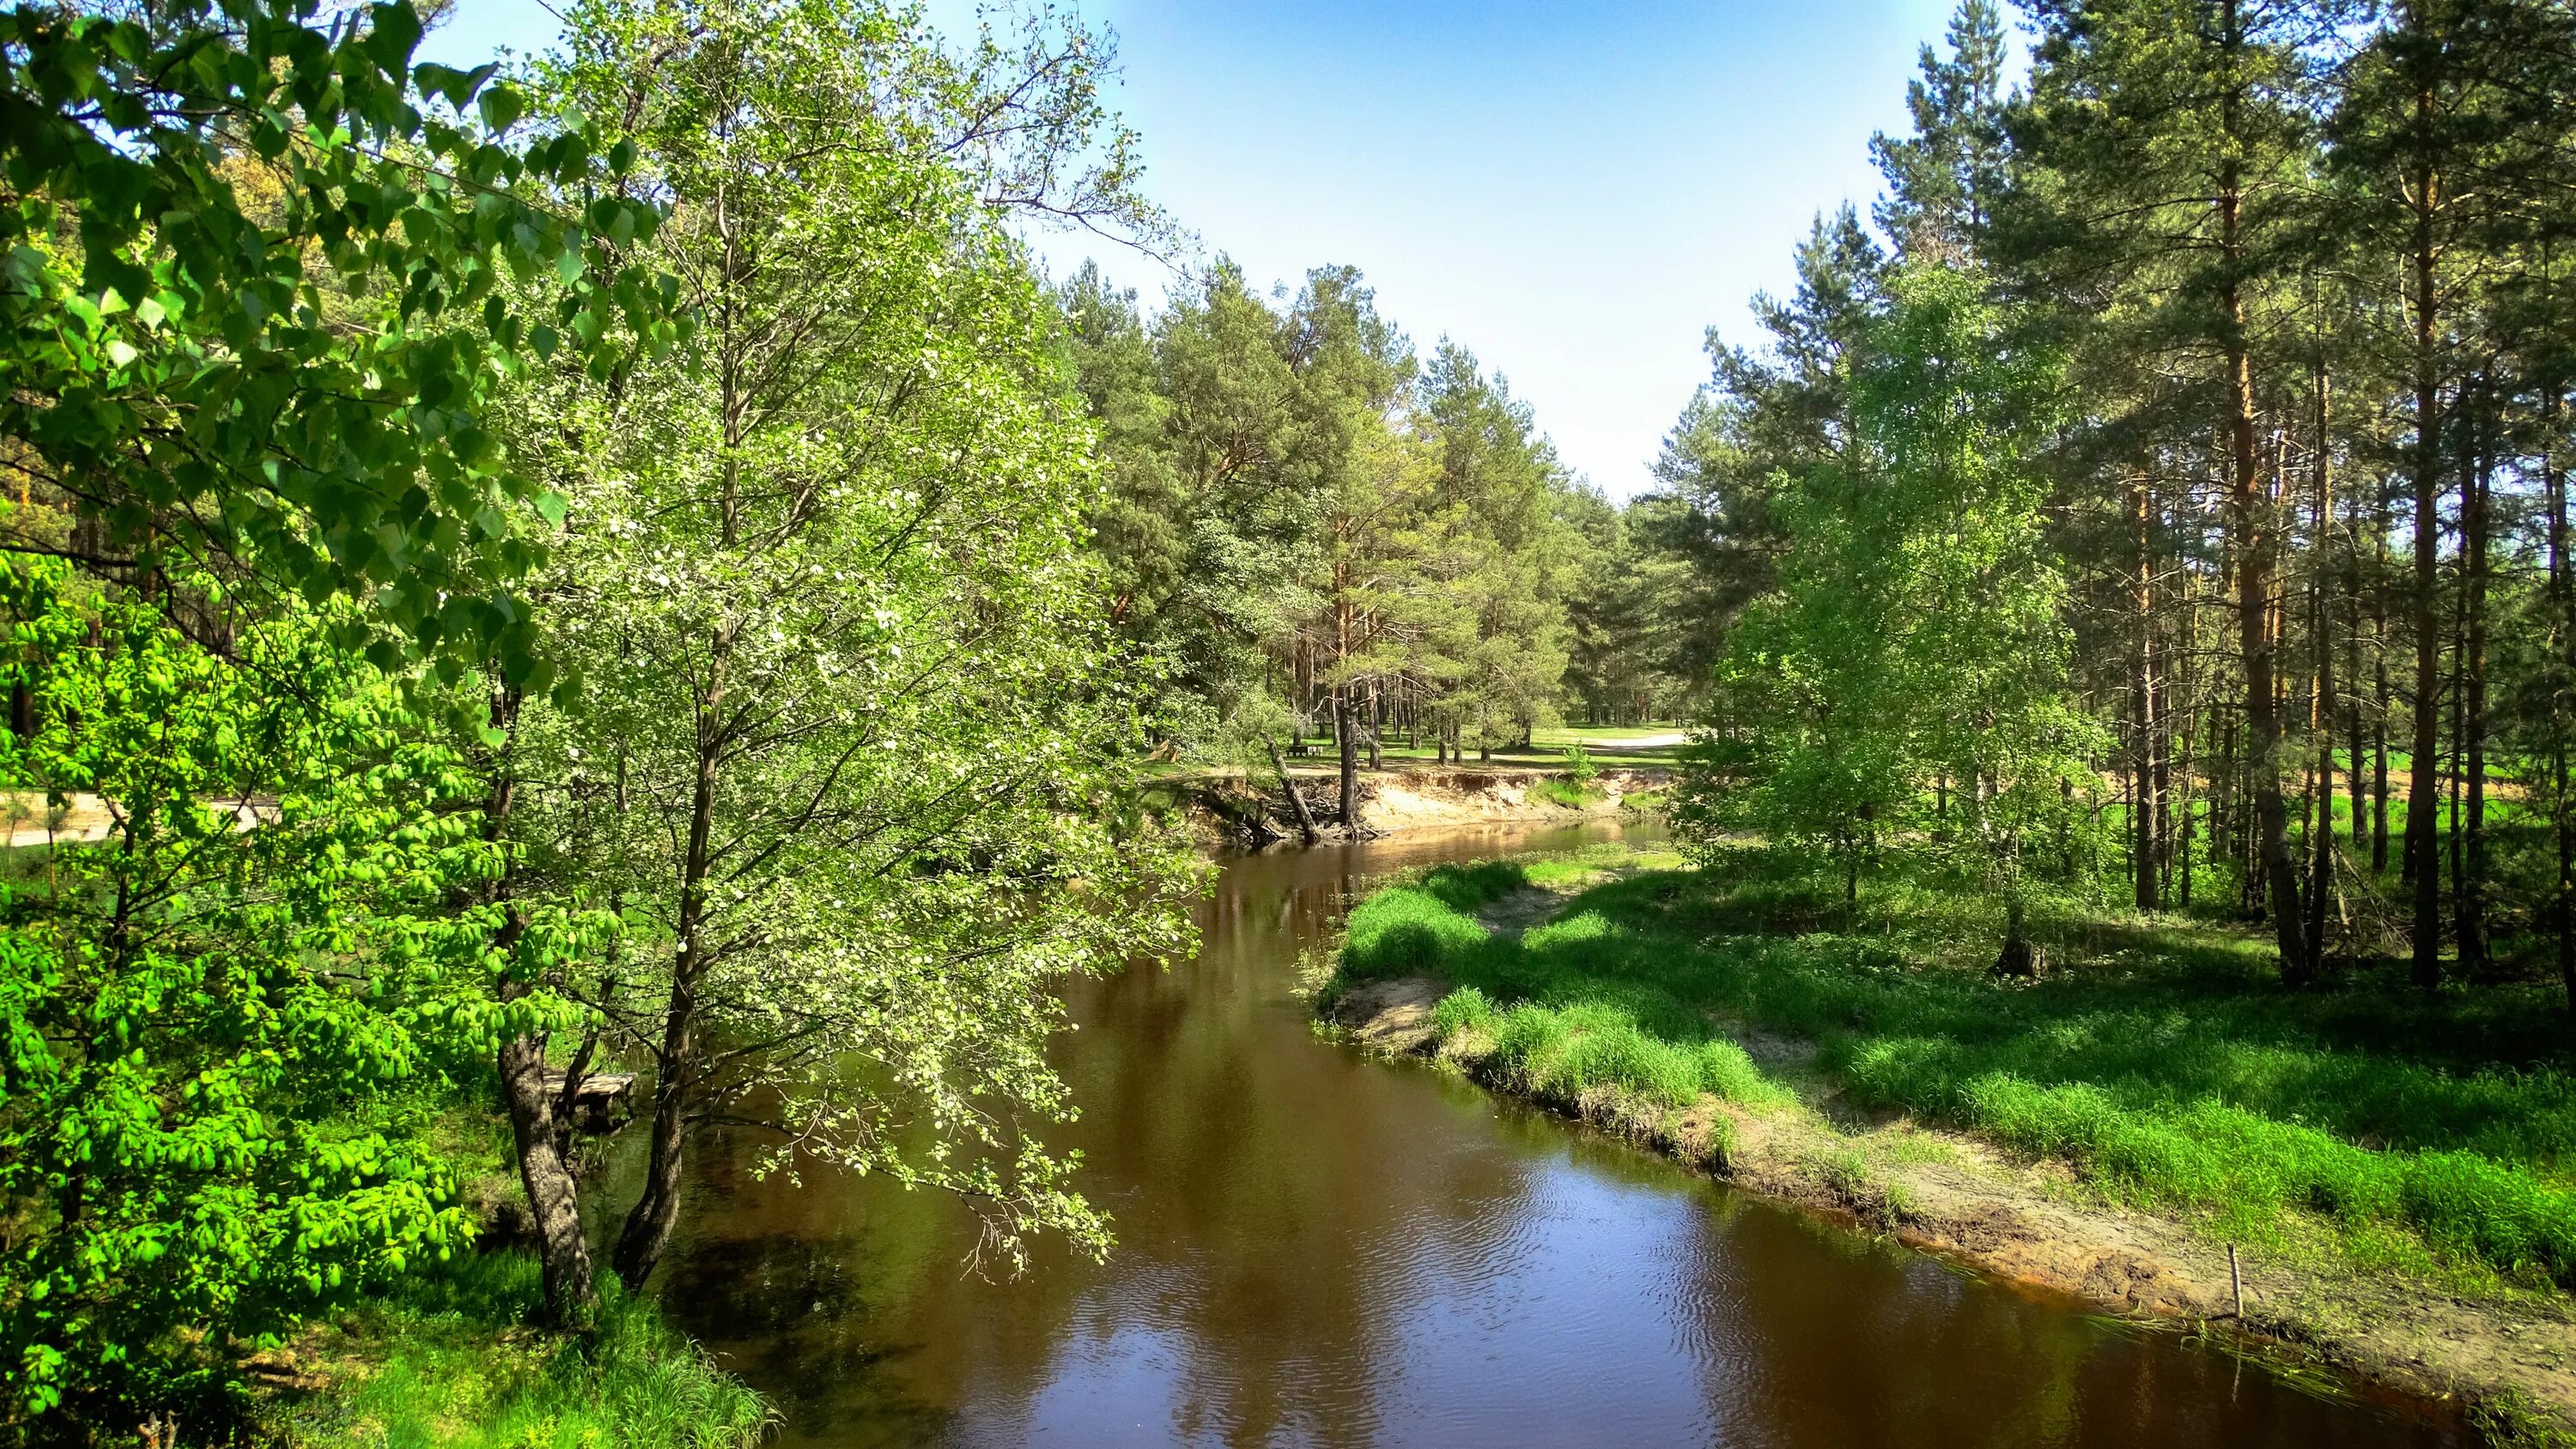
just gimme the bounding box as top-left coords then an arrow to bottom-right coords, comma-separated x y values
2005,0 -> 2324,975
0,0 -> 659,1406
1872,0 -> 2014,262
507,0 -> 1198,1302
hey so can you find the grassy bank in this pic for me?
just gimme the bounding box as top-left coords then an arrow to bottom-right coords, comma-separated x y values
1331,841 -> 2576,1293
257,1252 -> 770,1449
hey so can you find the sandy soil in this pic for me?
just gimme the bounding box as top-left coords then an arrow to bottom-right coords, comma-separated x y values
1181,767 -> 1664,849
2,791 -> 283,847
1577,731 -> 1688,750
1324,887 -> 2576,1439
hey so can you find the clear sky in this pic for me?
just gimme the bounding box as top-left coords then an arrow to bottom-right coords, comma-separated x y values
424,1 -> 1965,498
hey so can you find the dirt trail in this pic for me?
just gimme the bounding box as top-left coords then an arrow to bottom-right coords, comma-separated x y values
1327,883 -> 2576,1439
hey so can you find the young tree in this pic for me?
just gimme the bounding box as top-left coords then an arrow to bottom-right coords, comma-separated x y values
1686,267 -> 2100,937
501,0 -> 1199,1304
1643,208 -> 1887,707
0,567 -> 570,1419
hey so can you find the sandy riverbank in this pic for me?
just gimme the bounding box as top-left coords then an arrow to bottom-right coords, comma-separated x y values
1168,764 -> 1667,850
1325,878 -> 2576,1444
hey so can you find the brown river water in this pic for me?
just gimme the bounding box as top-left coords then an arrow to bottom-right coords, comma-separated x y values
653,819 -> 2473,1447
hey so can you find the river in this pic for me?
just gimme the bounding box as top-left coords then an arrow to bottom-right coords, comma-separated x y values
656,818 -> 2470,1446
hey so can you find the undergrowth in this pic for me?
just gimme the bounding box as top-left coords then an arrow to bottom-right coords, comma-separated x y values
262,1252 -> 772,1449
1334,842 -> 2576,1290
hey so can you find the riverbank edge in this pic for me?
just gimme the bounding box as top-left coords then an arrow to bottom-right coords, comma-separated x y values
1315,888 -> 2576,1448
229,1136 -> 775,1444
1155,764 -> 1668,851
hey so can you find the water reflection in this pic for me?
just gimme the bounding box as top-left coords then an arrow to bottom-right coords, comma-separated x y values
659,820 -> 2468,1447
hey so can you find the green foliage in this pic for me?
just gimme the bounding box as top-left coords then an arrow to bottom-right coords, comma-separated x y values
1060,267 -> 1590,761
264,1254 -> 770,1449
1417,861 -> 1531,912
1334,854 -> 1796,1115
1532,777 -> 1591,809
1562,742 -> 1600,788
0,0 -> 671,688
499,0 -> 1202,1279
0,0 -> 1184,1428
1645,207 -> 1886,718
1340,885 -> 1493,979
0,560 -> 580,1418
0,0 -> 683,1422
1868,0 -> 2008,260
1864,1066 -> 2576,1276
1680,264 -> 2104,900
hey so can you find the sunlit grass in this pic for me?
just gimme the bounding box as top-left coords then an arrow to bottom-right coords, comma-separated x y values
1333,840 -> 2576,1288
264,1252 -> 772,1449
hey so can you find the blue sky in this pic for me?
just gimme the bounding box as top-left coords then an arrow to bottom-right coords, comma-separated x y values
425,1 -> 1966,498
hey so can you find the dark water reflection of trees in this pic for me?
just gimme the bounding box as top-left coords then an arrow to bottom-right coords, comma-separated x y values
656,822 -> 2466,1449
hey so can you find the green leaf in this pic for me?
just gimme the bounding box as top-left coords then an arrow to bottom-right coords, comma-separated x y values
362,3 -> 424,80
477,82 -> 526,135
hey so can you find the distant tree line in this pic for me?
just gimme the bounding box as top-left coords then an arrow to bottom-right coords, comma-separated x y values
1057,258 -> 1637,796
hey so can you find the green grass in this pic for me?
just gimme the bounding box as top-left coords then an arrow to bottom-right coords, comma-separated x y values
1340,858 -> 1793,1116
263,1253 -> 772,1449
1340,862 -> 1528,976
1334,841 -> 2576,1289
1532,777 -> 1600,808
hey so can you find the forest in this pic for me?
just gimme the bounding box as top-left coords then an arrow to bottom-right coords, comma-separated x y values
1643,0 -> 2576,995
4,0 -> 2576,1443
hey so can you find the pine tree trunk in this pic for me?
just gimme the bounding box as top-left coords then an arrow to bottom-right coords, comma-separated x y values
2306,361 -> 2335,967
1337,688 -> 1360,831
2545,382 -> 2575,1011
2213,705 -> 2234,869
2405,82 -> 2444,986
2374,514 -> 2392,876
2178,571 -> 2202,907
2458,407 -> 2490,972
2133,471 -> 2162,911
2449,573 -> 2466,935
2347,479 -> 2366,850
2221,128 -> 2308,975
2155,673 -> 2175,900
